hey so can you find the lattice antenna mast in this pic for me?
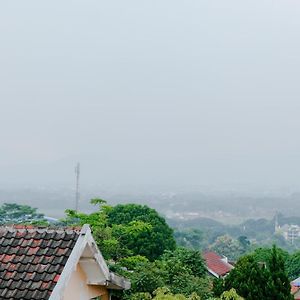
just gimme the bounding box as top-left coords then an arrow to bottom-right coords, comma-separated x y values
75,162 -> 80,211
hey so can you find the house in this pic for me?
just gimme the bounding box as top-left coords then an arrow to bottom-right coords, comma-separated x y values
203,251 -> 234,278
0,224 -> 130,300
291,277 -> 300,300
275,222 -> 300,245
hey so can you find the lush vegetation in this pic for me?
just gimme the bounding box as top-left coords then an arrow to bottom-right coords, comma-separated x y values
1,201 -> 299,299
106,203 -> 176,261
64,199 -> 176,261
214,246 -> 293,300
62,200 -> 213,299
0,203 -> 46,224
171,212 -> 300,253
61,199 -> 298,299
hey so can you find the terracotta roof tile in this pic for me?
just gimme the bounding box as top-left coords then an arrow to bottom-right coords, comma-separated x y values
203,251 -> 234,277
0,226 -> 81,299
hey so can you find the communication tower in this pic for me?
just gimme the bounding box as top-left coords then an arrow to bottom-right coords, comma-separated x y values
75,162 -> 80,211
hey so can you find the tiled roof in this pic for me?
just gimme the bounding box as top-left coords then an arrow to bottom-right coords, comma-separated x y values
0,225 -> 80,299
291,284 -> 299,294
203,251 -> 234,277
292,277 -> 300,287
292,286 -> 300,300
292,278 -> 300,300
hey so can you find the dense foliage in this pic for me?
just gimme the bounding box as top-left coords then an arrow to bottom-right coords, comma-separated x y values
2,200 -> 298,299
64,200 -> 176,261
62,199 -> 298,300
107,204 -> 176,260
218,246 -> 293,300
171,212 -> 300,253
286,250 -> 300,279
174,229 -> 207,250
63,200 -> 211,299
0,203 -> 46,224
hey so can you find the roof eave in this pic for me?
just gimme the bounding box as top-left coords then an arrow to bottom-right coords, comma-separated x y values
49,225 -> 130,300
108,272 -> 131,290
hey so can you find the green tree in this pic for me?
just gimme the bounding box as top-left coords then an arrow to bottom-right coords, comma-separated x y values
64,198 -> 110,228
107,204 -> 176,260
63,199 -> 125,260
152,287 -> 200,300
119,255 -> 149,270
64,200 -> 161,261
237,236 -> 250,253
224,254 -> 270,300
174,229 -> 207,250
118,247 -> 211,299
252,246 -> 289,264
212,278 -> 225,297
160,248 -> 211,298
223,246 -> 293,300
220,289 -> 243,300
125,260 -> 166,295
266,246 -> 293,300
0,203 -> 46,224
63,200 -> 176,262
161,248 -> 206,278
210,235 -> 243,260
286,250 -> 300,279
129,287 -> 201,300
63,200 -> 214,299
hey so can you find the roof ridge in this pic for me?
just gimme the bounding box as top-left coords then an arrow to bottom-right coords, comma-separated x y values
0,225 -> 82,233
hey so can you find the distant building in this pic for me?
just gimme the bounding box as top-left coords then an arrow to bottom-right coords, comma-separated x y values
203,251 -> 234,278
275,223 -> 300,244
291,277 -> 300,300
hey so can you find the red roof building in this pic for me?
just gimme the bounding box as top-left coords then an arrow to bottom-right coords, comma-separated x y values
291,277 -> 300,300
0,224 -> 130,299
203,251 -> 234,278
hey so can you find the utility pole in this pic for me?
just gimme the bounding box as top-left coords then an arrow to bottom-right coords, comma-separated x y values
75,162 -> 80,211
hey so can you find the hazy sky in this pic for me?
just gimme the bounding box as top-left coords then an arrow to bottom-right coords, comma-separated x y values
1,0 -> 300,189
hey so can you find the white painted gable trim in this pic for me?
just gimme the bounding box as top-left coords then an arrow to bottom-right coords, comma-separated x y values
207,268 -> 220,278
49,225 -> 113,300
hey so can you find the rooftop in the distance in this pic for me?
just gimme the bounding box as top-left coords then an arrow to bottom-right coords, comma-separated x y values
203,251 -> 234,278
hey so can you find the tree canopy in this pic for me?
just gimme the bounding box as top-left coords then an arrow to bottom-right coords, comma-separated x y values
222,246 -> 293,300
64,201 -> 176,262
0,200 -> 297,300
286,250 -> 300,280
210,235 -> 244,261
0,203 -> 46,224
107,204 -> 176,260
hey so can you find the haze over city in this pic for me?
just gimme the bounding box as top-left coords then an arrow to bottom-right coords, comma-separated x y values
1,0 -> 300,216
1,3 -> 300,300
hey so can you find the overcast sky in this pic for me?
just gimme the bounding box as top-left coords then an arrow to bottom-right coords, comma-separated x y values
1,0 -> 300,190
